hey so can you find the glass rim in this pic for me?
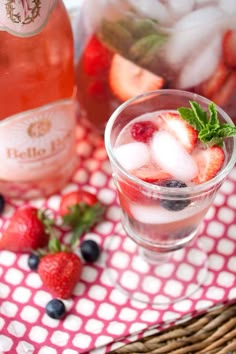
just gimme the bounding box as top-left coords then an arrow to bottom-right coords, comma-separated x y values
104,89 -> 236,195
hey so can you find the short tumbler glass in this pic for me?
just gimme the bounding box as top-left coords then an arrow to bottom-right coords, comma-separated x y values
104,89 -> 236,305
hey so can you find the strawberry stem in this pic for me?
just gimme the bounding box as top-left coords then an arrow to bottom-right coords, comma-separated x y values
62,202 -> 106,248
37,209 -> 57,240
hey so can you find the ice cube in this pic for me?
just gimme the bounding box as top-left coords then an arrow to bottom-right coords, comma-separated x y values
195,0 -> 217,6
218,0 -> 236,28
219,0 -> 236,15
175,6 -> 225,31
130,204 -> 188,224
164,6 -> 226,67
127,0 -> 172,26
114,142 -> 150,171
178,34 -> 222,89
151,131 -> 198,182
167,0 -> 195,20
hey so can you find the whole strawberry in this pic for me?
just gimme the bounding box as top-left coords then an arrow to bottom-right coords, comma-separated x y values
0,206 -> 50,252
59,190 -> 98,216
38,250 -> 82,299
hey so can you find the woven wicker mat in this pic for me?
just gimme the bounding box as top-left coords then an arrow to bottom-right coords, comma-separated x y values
109,301 -> 236,354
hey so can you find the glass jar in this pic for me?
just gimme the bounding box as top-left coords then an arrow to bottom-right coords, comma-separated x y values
75,0 -> 236,133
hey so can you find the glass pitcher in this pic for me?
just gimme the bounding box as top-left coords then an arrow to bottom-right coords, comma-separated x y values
74,0 -> 236,133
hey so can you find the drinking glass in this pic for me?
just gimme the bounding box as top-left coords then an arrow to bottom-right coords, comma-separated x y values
104,89 -> 236,305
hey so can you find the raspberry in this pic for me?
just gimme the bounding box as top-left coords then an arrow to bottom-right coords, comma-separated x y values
131,121 -> 157,143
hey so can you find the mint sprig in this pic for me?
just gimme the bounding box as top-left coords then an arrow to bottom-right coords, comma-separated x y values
178,101 -> 236,146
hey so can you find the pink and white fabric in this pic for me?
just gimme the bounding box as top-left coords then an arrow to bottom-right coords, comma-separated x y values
0,122 -> 236,354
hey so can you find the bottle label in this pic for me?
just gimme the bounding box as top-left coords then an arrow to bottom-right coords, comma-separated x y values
0,98 -> 77,182
0,0 -> 58,36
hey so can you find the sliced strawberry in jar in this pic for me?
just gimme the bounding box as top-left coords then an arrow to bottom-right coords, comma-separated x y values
156,111 -> 198,152
223,30 -> 236,69
192,146 -> 225,184
199,61 -> 231,98
210,71 -> 236,106
87,79 -> 110,101
109,54 -> 164,102
83,35 -> 113,76
131,166 -> 172,183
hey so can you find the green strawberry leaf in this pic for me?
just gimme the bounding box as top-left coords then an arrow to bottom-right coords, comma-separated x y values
48,238 -> 62,253
63,202 -> 106,248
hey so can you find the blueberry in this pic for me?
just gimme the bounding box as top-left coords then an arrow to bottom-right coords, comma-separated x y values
0,194 -> 5,215
46,299 -> 66,319
80,240 -> 101,262
28,253 -> 40,271
159,180 -> 190,211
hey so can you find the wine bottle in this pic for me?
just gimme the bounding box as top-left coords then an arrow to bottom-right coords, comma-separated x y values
0,0 -> 77,199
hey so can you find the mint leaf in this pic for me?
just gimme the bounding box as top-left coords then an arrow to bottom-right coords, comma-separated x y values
177,107 -> 203,131
216,124 -> 236,137
127,18 -> 157,38
208,102 -> 219,127
99,20 -> 133,55
178,100 -> 236,146
129,34 -> 161,61
198,127 -> 223,146
129,33 -> 167,66
189,101 -> 208,127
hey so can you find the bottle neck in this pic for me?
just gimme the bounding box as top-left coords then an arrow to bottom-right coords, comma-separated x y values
0,0 -> 59,37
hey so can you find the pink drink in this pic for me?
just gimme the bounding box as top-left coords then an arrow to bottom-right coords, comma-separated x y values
114,111 -> 215,252
105,90 -> 236,258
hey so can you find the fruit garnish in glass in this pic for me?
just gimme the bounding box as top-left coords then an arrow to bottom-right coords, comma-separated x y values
104,89 -> 236,305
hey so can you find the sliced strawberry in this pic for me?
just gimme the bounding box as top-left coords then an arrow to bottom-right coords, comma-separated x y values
199,61 -> 231,98
210,71 -> 236,106
131,166 -> 172,183
83,35 -> 113,76
117,179 -> 141,203
223,30 -> 236,69
156,111 -> 198,152
192,146 -> 225,184
109,54 -> 164,102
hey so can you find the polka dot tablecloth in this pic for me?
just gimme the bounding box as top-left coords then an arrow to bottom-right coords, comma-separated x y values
0,121 -> 236,354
